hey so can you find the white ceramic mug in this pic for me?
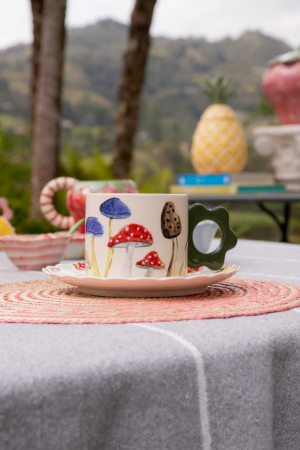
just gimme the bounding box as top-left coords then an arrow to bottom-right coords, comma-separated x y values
85,193 -> 237,278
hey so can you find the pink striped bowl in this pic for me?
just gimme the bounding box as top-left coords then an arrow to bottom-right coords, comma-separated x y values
0,232 -> 71,270
64,234 -> 85,260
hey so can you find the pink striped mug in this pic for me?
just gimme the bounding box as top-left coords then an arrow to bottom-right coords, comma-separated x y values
40,177 -> 138,233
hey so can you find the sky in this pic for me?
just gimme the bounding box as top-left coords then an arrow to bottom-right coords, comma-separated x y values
0,0 -> 299,50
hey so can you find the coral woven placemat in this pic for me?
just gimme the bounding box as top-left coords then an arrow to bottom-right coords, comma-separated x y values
0,278 -> 299,324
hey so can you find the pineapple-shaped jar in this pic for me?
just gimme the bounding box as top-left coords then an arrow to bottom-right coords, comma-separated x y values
191,77 -> 248,174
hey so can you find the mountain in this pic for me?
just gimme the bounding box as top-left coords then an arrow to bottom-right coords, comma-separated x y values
0,19 -> 292,144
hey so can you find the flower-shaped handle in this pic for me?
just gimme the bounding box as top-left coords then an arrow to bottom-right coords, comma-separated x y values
188,204 -> 237,271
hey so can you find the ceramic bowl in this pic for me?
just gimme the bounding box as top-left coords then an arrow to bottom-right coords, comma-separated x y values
64,234 -> 85,260
0,232 -> 71,270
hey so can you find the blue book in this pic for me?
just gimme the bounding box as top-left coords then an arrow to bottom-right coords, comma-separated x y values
177,174 -> 231,186
238,185 -> 286,194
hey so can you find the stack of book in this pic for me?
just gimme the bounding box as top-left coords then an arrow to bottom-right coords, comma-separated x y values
170,173 -> 287,195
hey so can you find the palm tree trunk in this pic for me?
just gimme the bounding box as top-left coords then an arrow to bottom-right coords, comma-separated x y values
30,0 -> 67,219
30,0 -> 44,136
111,0 -> 157,179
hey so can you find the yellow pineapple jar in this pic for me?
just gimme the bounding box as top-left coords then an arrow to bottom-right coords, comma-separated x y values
191,77 -> 248,174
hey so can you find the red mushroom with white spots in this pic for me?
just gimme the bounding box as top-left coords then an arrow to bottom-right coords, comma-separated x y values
136,251 -> 165,277
107,224 -> 153,277
187,267 -> 204,275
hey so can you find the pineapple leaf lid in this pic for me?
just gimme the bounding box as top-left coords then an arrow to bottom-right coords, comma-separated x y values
202,76 -> 235,104
268,49 -> 300,67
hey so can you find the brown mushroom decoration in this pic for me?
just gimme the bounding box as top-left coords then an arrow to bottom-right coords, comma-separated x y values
107,224 -> 153,278
136,251 -> 165,277
161,201 -> 182,277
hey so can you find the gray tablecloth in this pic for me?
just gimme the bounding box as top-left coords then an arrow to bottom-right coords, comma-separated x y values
0,239 -> 300,450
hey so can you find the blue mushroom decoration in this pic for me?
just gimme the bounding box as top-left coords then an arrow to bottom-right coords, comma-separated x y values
86,217 -> 104,277
100,198 -> 131,277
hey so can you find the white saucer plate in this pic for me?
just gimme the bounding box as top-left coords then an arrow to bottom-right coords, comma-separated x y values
43,263 -> 241,298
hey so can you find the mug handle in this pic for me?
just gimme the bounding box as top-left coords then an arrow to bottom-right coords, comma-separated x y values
40,177 -> 78,229
188,204 -> 237,271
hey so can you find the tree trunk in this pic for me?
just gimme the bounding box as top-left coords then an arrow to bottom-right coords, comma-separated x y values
30,0 -> 67,219
111,0 -> 157,179
30,0 -> 44,134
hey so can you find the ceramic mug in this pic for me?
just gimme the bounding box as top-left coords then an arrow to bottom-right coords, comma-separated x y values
40,177 -> 138,232
85,193 -> 237,278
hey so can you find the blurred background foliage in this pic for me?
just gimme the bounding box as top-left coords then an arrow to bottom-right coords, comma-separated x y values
1,121 -> 300,242
0,19 -> 299,241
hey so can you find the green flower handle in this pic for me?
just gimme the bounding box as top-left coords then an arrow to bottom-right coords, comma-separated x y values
188,204 -> 237,271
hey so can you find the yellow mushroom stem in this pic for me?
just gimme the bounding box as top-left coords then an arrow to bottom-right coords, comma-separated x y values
103,218 -> 114,278
91,236 -> 100,277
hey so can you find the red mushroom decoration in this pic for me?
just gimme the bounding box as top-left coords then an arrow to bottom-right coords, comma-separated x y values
107,224 -> 153,277
136,251 -> 165,277
187,267 -> 204,275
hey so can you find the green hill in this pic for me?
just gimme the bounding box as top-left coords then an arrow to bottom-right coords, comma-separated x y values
0,19 -> 291,143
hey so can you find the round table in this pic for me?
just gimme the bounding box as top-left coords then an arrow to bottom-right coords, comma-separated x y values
0,239 -> 300,450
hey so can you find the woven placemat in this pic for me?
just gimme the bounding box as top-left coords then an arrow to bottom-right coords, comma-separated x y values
0,278 -> 300,324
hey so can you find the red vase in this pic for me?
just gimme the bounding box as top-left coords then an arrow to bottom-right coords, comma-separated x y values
263,50 -> 300,125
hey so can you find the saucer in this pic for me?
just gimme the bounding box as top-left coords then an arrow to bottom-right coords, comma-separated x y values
43,262 -> 241,298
